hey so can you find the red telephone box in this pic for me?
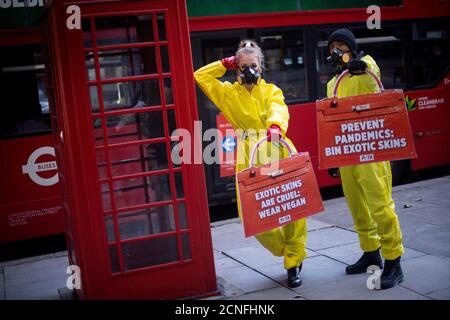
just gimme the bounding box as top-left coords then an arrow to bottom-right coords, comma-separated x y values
43,0 -> 216,299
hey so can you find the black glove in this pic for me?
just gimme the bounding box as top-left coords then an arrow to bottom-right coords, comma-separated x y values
347,58 -> 367,75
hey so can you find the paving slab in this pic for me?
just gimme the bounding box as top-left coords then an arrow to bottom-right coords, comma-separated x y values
299,273 -> 430,300
211,222 -> 243,235
255,255 -> 349,290
226,286 -> 304,300
313,203 -> 355,229
4,256 -> 68,287
4,256 -> 68,300
306,227 -> 359,251
0,267 -> 4,300
401,221 -> 450,258
401,204 -> 450,227
213,249 -> 225,261
6,279 -> 63,300
0,252 -> 61,268
223,246 -> 283,269
215,276 -> 245,298
317,242 -> 427,266
400,255 -> 450,296
216,265 -> 280,294
223,245 -> 319,271
212,229 -> 260,252
306,218 -> 333,231
426,288 -> 450,300
211,218 -> 240,228
214,256 -> 243,272
393,181 -> 450,207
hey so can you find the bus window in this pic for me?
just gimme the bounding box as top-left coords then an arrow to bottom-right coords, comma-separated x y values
316,25 -> 406,98
0,44 -> 51,139
259,29 -> 308,103
412,18 -> 450,87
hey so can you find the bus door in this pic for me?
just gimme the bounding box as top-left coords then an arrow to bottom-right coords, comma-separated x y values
407,18 -> 450,169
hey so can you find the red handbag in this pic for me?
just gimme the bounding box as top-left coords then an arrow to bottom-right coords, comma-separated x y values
316,69 -> 417,169
236,137 -> 324,238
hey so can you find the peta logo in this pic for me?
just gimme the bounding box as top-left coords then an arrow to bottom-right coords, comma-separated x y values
22,146 -> 59,186
360,154 -> 374,162
279,215 -> 291,224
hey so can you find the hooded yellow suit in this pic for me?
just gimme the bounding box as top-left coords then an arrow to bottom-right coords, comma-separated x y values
194,61 -> 307,269
327,55 -> 404,260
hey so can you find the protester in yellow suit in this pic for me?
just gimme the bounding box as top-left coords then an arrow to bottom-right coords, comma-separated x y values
326,28 -> 405,289
194,40 -> 307,288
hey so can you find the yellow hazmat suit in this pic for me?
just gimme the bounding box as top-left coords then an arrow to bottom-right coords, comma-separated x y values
194,61 -> 307,269
327,55 -> 404,260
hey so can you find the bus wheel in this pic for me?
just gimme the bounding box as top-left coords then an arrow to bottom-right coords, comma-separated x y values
391,160 -> 410,186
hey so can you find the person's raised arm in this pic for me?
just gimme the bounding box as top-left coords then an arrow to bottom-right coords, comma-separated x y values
193,57 -> 237,112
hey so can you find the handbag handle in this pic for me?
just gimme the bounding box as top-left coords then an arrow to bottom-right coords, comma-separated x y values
248,137 -> 295,168
332,69 -> 384,97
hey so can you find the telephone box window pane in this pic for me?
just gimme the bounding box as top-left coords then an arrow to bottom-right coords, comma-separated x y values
174,172 -> 184,199
178,203 -> 188,229
109,246 -> 120,273
82,19 -> 92,48
105,110 -> 165,143
97,48 -> 158,80
101,183 -> 112,211
101,79 -> 161,112
105,214 -> 115,242
122,235 -> 178,271
167,109 -> 176,135
92,118 -> 104,146
167,109 -> 180,167
96,149 -> 107,179
113,174 -> 172,209
170,141 -> 181,168
95,16 -> 154,46
89,86 -> 100,112
118,205 -> 175,240
182,233 -> 191,260
109,142 -> 168,177
85,52 -> 96,80
163,78 -> 173,105
156,14 -> 167,41
160,46 -> 170,73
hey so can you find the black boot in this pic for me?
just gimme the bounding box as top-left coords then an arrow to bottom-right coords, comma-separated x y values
379,257 -> 404,289
345,248 -> 383,275
287,263 -> 303,288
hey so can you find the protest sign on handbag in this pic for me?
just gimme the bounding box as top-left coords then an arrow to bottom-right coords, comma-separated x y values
236,137 -> 324,238
316,69 -> 417,170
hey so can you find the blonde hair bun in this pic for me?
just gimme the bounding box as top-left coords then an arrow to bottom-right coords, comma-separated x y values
235,39 -> 264,66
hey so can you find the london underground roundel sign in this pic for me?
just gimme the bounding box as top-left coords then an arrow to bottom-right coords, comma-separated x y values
22,146 -> 59,186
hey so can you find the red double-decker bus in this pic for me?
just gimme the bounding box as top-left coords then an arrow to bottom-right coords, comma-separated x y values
0,0 -> 449,244
188,0 -> 450,205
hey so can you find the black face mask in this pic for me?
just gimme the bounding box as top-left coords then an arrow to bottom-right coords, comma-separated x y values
327,47 -> 351,74
238,66 -> 261,85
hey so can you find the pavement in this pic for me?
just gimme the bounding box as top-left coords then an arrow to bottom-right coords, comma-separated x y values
1,175 -> 450,300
